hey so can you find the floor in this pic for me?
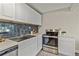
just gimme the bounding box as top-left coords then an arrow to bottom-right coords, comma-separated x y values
37,47 -> 58,56
37,47 -> 78,56
37,50 -> 79,56
37,50 -> 57,56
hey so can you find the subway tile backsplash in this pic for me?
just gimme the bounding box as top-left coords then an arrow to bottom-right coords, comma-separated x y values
0,22 -> 38,38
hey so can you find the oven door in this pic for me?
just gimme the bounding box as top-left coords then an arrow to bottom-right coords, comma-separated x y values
43,37 -> 58,47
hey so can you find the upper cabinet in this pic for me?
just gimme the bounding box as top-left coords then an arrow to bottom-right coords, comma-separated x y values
0,3 -> 41,25
0,4 -> 2,16
15,4 -> 30,23
2,3 -> 15,19
15,3 -> 41,25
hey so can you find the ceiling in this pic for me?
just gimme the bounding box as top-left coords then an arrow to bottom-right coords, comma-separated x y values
28,3 -> 71,14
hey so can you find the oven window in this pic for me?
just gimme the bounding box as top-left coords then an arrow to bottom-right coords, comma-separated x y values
43,37 -> 58,47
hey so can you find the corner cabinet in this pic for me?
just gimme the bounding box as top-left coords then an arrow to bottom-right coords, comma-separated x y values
15,3 -> 41,25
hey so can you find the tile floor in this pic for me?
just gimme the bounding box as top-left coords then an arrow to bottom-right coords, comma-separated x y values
37,50 -> 57,56
37,47 -> 78,56
37,46 -> 58,56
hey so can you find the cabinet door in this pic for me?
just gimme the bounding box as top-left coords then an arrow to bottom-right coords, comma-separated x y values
25,5 -> 41,25
58,37 -> 75,56
2,3 -> 15,19
29,37 -> 37,55
15,3 -> 41,25
37,35 -> 42,52
15,3 -> 29,22
18,37 -> 37,56
0,4 -> 2,16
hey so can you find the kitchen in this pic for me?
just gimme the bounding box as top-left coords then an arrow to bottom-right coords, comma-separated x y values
0,3 -> 78,56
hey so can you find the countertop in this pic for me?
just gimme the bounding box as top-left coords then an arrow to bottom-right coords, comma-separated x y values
9,33 -> 39,40
58,35 -> 76,39
0,34 -> 41,53
0,34 -> 39,52
0,39 -> 18,52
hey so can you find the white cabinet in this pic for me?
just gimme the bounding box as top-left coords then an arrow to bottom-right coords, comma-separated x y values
18,35 -> 42,56
0,3 -> 23,22
15,3 -> 30,23
15,3 -> 41,25
0,3 -> 41,25
2,3 -> 15,19
37,35 -> 42,53
18,37 -> 37,56
0,4 -> 2,16
58,36 -> 75,56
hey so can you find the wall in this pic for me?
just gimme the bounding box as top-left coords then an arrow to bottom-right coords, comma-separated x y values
39,4 -> 79,50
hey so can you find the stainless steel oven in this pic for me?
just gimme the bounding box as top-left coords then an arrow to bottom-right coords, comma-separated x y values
42,31 -> 58,54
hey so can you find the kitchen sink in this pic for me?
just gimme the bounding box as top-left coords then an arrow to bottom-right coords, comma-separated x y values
10,35 -> 35,42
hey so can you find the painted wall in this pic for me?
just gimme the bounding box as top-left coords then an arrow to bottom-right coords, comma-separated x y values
39,4 -> 79,50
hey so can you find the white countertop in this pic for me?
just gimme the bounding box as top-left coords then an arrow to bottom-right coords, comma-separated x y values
0,39 -> 18,52
0,34 -> 39,52
58,35 -> 76,39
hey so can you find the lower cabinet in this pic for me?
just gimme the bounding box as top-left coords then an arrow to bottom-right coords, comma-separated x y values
18,35 -> 42,56
37,35 -> 42,53
58,36 -> 75,56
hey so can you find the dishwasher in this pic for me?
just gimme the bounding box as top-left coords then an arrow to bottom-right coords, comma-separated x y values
0,45 -> 18,56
